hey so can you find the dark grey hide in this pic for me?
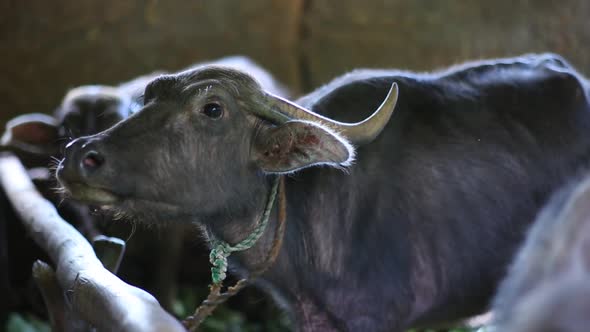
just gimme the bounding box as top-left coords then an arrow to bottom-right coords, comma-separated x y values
57,53 -> 590,331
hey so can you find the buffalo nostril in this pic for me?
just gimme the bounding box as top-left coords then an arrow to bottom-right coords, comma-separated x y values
81,150 -> 104,171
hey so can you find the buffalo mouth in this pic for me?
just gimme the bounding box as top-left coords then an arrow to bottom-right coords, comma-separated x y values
62,181 -> 119,206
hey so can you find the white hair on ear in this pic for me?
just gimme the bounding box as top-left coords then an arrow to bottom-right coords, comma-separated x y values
267,120 -> 356,176
302,119 -> 356,168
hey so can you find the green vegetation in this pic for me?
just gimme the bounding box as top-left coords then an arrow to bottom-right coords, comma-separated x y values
171,284 -> 293,332
4,289 -> 487,332
5,313 -> 50,332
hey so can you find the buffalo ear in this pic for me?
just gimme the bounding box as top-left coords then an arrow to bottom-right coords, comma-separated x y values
253,120 -> 355,173
1,113 -> 59,156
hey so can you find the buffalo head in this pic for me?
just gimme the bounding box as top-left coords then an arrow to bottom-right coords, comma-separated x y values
57,67 -> 398,224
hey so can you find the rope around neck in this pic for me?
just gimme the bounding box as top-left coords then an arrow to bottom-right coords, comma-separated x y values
208,176 -> 280,284
184,177 -> 286,331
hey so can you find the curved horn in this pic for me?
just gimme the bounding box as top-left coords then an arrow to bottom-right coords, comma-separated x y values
263,83 -> 398,145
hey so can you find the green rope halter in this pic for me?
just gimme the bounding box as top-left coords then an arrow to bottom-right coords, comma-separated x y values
208,177 -> 279,284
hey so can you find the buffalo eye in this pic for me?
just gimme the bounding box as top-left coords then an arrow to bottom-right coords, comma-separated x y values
202,102 -> 224,119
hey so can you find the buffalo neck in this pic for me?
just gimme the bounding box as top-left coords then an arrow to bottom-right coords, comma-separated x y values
202,175 -> 282,273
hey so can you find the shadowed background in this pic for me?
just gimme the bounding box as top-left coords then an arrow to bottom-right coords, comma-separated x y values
1,0 -> 590,126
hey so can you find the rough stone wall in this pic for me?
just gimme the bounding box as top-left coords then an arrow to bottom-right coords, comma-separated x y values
1,0 -> 589,125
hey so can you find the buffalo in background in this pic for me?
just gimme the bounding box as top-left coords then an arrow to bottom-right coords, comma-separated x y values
493,171 -> 590,332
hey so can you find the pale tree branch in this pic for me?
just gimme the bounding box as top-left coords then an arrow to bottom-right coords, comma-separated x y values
32,260 -> 91,332
0,153 -> 186,332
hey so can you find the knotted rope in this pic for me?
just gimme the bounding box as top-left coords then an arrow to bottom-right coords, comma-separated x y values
208,176 -> 279,284
184,176 -> 286,331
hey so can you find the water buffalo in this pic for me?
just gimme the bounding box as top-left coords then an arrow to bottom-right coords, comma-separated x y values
0,77 -> 149,323
56,53 -> 590,331
1,85 -> 132,169
492,172 -> 590,332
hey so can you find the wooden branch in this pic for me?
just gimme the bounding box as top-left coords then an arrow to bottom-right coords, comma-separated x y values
32,260 -> 92,332
32,260 -> 68,331
0,153 -> 185,332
